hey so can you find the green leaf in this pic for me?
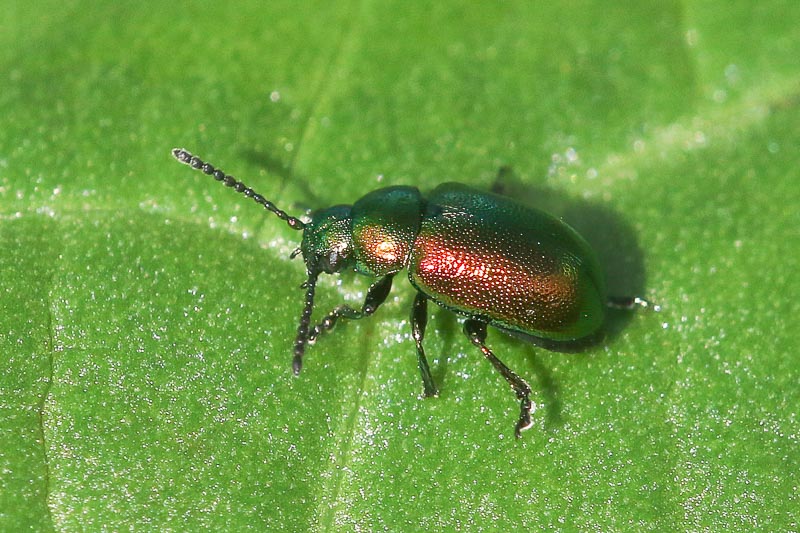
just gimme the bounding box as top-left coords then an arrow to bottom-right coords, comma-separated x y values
2,1 -> 798,530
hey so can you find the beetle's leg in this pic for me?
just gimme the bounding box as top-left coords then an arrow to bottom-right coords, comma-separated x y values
607,296 -> 660,311
410,292 -> 438,397
307,274 -> 394,344
489,165 -> 513,195
463,319 -> 533,438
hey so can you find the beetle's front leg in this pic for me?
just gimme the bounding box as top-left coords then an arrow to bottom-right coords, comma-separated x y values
307,274 -> 394,344
463,319 -> 534,438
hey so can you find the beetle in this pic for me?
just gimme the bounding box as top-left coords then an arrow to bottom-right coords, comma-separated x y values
172,148 -> 648,437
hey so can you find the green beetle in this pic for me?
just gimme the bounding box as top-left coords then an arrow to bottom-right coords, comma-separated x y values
173,149 -> 647,437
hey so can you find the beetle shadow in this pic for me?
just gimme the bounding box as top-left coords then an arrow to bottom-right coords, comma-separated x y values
239,147 -> 324,212
428,304 -> 564,428
490,169 -> 648,346
428,305 -> 456,395
488,169 -> 649,428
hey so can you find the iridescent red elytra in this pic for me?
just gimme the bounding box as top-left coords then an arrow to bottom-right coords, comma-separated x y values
173,148 -> 646,437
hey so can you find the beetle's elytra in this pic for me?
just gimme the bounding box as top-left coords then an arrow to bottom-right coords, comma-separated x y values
172,148 -> 647,437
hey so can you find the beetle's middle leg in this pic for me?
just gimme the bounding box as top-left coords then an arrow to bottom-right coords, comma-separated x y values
307,274 -> 394,343
410,292 -> 439,397
463,319 -> 534,438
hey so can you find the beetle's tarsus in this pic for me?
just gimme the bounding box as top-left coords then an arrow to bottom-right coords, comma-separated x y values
514,399 -> 534,438
607,295 -> 660,311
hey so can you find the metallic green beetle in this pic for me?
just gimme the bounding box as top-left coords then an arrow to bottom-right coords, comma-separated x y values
173,148 -> 644,437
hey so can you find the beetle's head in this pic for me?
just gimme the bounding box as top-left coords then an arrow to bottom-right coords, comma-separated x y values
280,204 -> 354,376
170,148 -> 351,376
300,205 -> 355,275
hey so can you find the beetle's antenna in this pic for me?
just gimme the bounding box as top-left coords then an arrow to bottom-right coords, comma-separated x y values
292,269 -> 319,375
171,148 -> 305,231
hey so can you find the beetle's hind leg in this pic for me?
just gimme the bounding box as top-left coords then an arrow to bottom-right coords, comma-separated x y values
463,319 -> 534,438
307,274 -> 394,344
607,295 -> 660,311
410,292 -> 439,397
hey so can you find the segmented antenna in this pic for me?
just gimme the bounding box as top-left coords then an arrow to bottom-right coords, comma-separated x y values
171,148 -> 305,230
